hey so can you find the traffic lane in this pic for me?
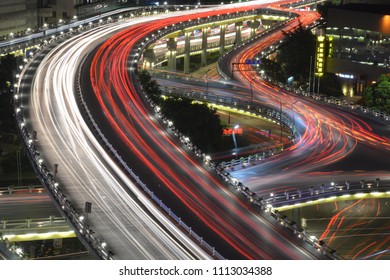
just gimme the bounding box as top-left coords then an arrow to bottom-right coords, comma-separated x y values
231,139 -> 390,195
22,27 -> 205,260
89,23 -> 321,260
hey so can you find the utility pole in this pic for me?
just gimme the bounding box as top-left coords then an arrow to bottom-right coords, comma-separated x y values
308,55 -> 312,94
292,100 -> 298,135
280,99 -> 283,147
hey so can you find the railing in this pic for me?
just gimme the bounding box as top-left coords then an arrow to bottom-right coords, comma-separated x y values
12,19 -> 131,261
13,2 -> 337,260
11,4 -> 257,261
0,216 -> 69,236
159,86 -> 298,139
262,179 -> 390,208
76,53 -> 225,258
0,185 -> 44,195
140,5 -> 343,259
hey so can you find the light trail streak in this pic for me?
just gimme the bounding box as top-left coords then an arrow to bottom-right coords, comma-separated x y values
227,5 -> 390,194
88,1 -> 323,259
23,11 -> 221,260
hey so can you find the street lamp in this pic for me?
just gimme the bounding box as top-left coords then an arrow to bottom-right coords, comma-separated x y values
292,100 -> 298,134
232,124 -> 239,155
249,77 -> 256,108
279,99 -> 283,145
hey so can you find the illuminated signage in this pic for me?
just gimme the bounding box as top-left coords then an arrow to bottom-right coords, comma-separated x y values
223,127 -> 243,136
245,59 -> 261,65
327,36 -> 333,58
336,73 -> 355,79
315,35 -> 333,77
315,35 -> 325,77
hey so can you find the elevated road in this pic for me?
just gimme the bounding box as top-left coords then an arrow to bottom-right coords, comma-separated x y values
18,10 -> 219,260
84,1 -> 327,259
16,0 -> 367,260
215,6 -> 390,194
16,0 -> 329,260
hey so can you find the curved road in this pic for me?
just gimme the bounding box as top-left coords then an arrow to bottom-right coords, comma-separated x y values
85,1 -> 325,259
19,12 -> 216,260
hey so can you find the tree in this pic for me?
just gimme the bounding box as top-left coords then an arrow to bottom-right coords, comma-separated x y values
277,23 -> 316,82
0,54 -> 17,90
318,73 -> 343,97
260,57 -> 285,83
160,97 -> 223,153
138,69 -> 162,103
137,69 -> 223,153
361,75 -> 390,113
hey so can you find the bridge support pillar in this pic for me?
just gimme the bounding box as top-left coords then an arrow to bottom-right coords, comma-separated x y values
201,27 -> 208,66
184,31 -> 191,74
235,22 -> 243,45
167,38 -> 177,72
142,48 -> 156,69
247,20 -> 260,38
292,208 -> 302,230
219,24 -> 226,55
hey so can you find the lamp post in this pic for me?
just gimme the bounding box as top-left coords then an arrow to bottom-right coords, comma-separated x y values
279,99 -> 283,145
249,77 -> 256,108
249,82 -> 253,108
232,124 -> 239,155
292,100 -> 298,134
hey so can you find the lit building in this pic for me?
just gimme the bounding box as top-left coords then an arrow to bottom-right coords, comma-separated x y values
0,0 -> 38,38
0,0 -> 132,38
325,3 -> 390,96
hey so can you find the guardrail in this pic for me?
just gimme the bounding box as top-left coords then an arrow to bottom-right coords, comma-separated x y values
14,2 -> 338,260
12,14 -> 142,261
262,178 -> 390,208
0,216 -> 69,235
13,4 -> 240,261
132,5 -> 343,259
0,5 -> 205,54
159,84 -> 299,134
0,185 -> 44,195
75,62 -> 225,260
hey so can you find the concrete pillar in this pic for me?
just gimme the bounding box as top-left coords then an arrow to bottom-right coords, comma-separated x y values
201,28 -> 208,66
143,48 -> 156,69
167,38 -> 177,72
219,25 -> 226,55
235,22 -> 243,44
247,20 -> 260,38
292,208 -> 301,230
184,31 -> 191,74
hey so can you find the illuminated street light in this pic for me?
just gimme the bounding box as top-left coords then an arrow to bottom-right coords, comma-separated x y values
232,124 -> 239,155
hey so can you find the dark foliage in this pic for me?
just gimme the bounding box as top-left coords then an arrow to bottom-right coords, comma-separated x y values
138,69 -> 223,153
160,97 -> 223,152
277,23 -> 316,81
260,57 -> 285,83
318,73 -> 343,97
360,74 -> 390,113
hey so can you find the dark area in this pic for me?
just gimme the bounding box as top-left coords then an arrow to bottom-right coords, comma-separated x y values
0,54 -> 40,186
16,238 -> 91,260
318,73 -> 343,97
277,23 -> 316,81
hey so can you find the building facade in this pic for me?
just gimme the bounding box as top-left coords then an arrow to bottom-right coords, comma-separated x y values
325,3 -> 390,96
0,0 -> 38,38
0,0 -> 132,38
